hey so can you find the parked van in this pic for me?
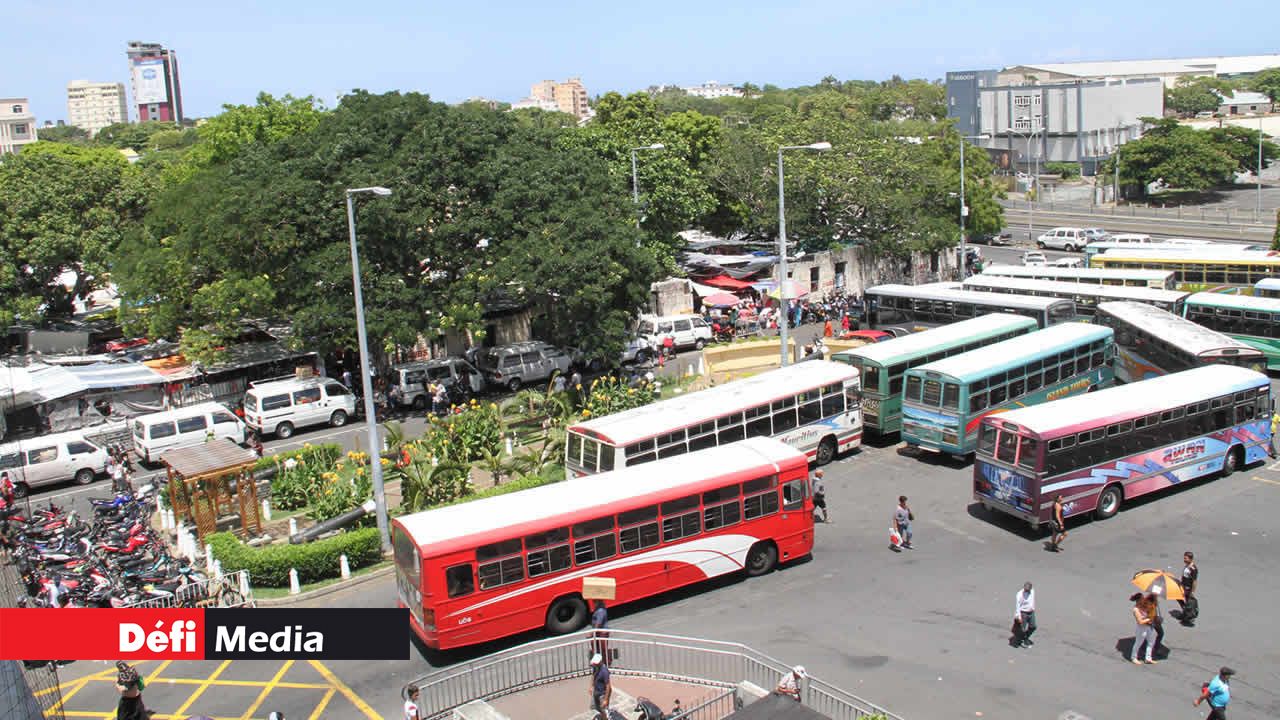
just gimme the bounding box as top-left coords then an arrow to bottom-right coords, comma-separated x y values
1036,227 -> 1090,252
0,431 -> 108,497
636,314 -> 712,352
391,358 -> 484,409
478,342 -> 573,392
132,402 -> 247,464
242,377 -> 356,439
1107,234 -> 1154,245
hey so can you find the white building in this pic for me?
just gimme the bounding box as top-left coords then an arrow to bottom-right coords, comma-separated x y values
998,54 -> 1280,89
67,80 -> 128,136
0,98 -> 37,155
1217,91 -> 1274,116
683,81 -> 744,99
509,96 -> 560,112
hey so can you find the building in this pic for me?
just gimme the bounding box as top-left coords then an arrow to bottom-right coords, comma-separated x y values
997,54 -> 1280,89
947,70 -> 1163,174
518,77 -> 590,119
66,80 -> 128,136
0,98 -> 37,155
126,41 -> 183,123
509,96 -> 560,112
683,81 -> 744,99
1218,91 -> 1274,116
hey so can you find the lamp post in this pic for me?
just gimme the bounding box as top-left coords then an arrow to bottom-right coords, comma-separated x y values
630,143 -> 665,231
344,185 -> 393,553
1259,117 -> 1264,220
777,141 -> 831,367
1006,127 -> 1042,242
958,134 -> 990,277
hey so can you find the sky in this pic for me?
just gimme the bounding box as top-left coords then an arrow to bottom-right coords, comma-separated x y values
7,0 -> 1278,123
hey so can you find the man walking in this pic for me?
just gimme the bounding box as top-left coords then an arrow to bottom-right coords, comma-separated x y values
811,470 -> 827,523
1179,551 -> 1199,626
590,653 -> 611,720
1194,667 -> 1233,719
775,665 -> 806,702
894,496 -> 913,550
1014,582 -> 1037,648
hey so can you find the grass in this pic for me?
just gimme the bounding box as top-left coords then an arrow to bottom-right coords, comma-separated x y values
252,559 -> 392,599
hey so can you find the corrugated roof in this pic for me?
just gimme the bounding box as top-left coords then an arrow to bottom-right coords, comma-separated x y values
1008,54 -> 1280,79
161,438 -> 259,478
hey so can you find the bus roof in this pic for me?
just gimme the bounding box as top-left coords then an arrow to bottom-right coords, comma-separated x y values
1096,301 -> 1261,356
910,322 -> 1111,383
962,276 -> 1188,304
1257,278 -> 1280,292
980,266 -> 1174,283
834,314 -> 1037,366
1185,292 -> 1280,312
866,283 -> 1072,311
985,365 -> 1269,437
568,360 -> 858,446
1095,247 -> 1280,262
394,437 -> 806,556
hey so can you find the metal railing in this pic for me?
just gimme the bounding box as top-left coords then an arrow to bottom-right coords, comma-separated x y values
407,629 -> 901,720
123,569 -> 255,609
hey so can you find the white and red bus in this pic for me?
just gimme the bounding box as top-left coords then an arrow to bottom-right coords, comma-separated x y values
393,436 -> 814,650
565,360 -> 861,477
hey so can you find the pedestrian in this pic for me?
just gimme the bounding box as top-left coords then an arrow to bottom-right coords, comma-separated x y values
553,372 -> 567,394
432,383 -> 448,417
591,600 -> 609,658
811,469 -> 827,522
1049,494 -> 1067,552
823,319 -> 833,338
115,661 -> 146,720
1014,582 -> 1036,648
250,432 -> 264,459
1145,592 -> 1165,659
110,459 -> 127,495
1194,667 -> 1233,719
589,653 -> 611,720
1270,410 -> 1278,457
894,496 -> 913,550
775,665 -> 806,702
403,684 -> 422,720
1130,593 -> 1157,665
342,369 -> 353,390
1178,551 -> 1199,626
840,313 -> 850,333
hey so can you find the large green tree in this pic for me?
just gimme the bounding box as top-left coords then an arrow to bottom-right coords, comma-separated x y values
1165,75 -> 1234,115
1099,118 -> 1237,195
1205,125 -> 1280,176
1250,67 -> 1280,103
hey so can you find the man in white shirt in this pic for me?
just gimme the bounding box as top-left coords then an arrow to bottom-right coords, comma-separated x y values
403,684 -> 421,720
1014,582 -> 1036,648
775,665 -> 806,702
811,470 -> 827,523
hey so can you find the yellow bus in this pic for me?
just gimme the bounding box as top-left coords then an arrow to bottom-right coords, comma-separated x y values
1090,249 -> 1280,287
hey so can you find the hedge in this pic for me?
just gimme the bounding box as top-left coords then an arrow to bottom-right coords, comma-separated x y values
253,443 -> 343,473
208,527 -> 382,587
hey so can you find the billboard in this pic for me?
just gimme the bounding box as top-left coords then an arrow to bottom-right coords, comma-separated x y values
131,58 -> 169,105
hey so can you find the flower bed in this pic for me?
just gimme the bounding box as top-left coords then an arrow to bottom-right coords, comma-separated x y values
207,527 -> 382,587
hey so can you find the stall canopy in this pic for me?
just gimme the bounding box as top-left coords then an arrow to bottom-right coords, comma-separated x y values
60,362 -> 167,391
701,274 -> 755,290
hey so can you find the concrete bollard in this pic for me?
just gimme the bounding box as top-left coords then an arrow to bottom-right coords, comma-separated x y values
288,517 -> 298,537
238,571 -> 251,598
340,554 -> 351,580
261,499 -> 272,521
289,568 -> 300,595
205,544 -> 214,571
505,435 -> 513,456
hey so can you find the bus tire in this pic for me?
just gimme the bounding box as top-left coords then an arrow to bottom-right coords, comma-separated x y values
815,436 -> 838,466
1221,445 -> 1242,477
1095,484 -> 1123,520
74,468 -> 95,486
746,541 -> 778,577
275,422 -> 295,439
545,595 -> 588,635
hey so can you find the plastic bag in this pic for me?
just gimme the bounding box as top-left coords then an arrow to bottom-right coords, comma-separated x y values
889,527 -> 902,547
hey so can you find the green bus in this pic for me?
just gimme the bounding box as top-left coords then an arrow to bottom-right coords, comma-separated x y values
901,323 -> 1116,456
832,314 -> 1037,435
1183,292 -> 1280,371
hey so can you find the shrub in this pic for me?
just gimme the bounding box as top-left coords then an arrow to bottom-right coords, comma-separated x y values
578,376 -> 654,421
262,444 -> 343,511
1044,161 -> 1080,179
208,527 -> 382,587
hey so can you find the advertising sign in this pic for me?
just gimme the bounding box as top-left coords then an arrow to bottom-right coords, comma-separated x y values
132,58 -> 169,104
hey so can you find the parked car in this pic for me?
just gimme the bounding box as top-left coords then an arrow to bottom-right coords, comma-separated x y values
1049,257 -> 1084,268
478,341 -> 573,392
1036,227 -> 1089,252
839,329 -> 893,343
1022,251 -> 1048,267
242,376 -> 356,439
1082,228 -> 1110,243
970,229 -> 1013,245
0,431 -> 108,497
132,402 -> 247,464
635,314 -> 712,352
391,358 -> 485,410
1195,111 -> 1215,119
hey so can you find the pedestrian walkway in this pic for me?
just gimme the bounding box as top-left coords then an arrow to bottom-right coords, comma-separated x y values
38,659 -> 378,720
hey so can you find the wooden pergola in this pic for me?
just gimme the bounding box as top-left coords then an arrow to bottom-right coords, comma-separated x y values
163,439 -> 262,540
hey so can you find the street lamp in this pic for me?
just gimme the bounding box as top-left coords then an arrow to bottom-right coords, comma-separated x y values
344,185 -> 393,553
1006,126 -> 1042,242
958,134 -> 990,277
630,143 -> 666,233
1259,117 -> 1265,220
777,141 -> 831,367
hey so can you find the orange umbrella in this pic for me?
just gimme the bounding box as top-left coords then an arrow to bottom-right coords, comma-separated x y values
1131,569 -> 1185,601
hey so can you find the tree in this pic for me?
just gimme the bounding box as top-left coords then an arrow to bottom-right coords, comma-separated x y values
35,125 -> 90,145
1164,75 -> 1234,116
1204,125 -> 1280,176
94,121 -> 179,151
1250,67 -> 1280,103
1098,118 -> 1236,195
183,93 -> 324,170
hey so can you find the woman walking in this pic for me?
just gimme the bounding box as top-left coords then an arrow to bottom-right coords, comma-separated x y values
115,661 -> 146,720
1130,594 -> 1157,665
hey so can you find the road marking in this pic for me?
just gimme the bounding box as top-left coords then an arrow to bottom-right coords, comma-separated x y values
44,676 -> 90,713
171,659 -> 231,717
309,660 -> 381,719
239,659 -> 294,720
926,518 -> 987,544
1253,475 -> 1280,486
307,687 -> 337,720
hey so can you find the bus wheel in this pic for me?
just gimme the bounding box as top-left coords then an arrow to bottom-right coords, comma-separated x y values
815,436 -> 837,466
745,542 -> 778,577
545,595 -> 588,635
1095,484 -> 1123,520
1221,446 -> 1242,477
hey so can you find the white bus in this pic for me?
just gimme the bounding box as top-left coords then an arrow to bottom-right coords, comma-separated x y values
960,276 -> 1189,316
865,284 -> 1076,331
979,266 -> 1175,290
1095,301 -> 1266,383
565,360 -> 861,476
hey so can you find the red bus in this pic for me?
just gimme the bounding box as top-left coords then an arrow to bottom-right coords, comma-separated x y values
392,436 -> 813,650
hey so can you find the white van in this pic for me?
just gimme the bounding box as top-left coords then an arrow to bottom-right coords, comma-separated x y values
1107,234 -> 1155,245
242,377 -> 356,439
636,314 -> 712,352
0,431 -> 109,497
132,402 -> 247,464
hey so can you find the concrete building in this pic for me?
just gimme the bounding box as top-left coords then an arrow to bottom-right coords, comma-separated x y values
683,81 -> 744,99
0,98 -> 37,155
66,80 -> 128,136
1217,91 -> 1274,116
126,41 -> 183,123
947,70 -> 1163,174
520,77 -> 590,119
998,54 -> 1280,89
510,96 -> 560,112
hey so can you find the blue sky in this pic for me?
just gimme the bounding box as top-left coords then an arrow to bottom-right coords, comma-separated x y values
8,0 -> 1278,123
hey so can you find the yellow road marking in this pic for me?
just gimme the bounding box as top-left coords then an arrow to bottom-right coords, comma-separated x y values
309,660 -> 382,719
145,660 -> 173,684
1254,475 -> 1280,486
239,660 -> 294,720
44,677 -> 89,713
307,688 -> 337,720
171,659 -> 232,718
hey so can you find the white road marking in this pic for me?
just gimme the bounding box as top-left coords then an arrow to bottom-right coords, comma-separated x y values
925,518 -> 986,544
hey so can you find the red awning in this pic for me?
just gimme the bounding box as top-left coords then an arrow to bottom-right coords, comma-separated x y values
702,274 -> 754,290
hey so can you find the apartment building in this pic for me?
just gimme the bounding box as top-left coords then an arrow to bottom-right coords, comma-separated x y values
518,77 -> 590,119
67,80 -> 128,136
0,98 -> 37,155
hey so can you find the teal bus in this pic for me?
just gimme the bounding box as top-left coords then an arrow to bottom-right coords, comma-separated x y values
1255,278 -> 1280,299
1183,292 -> 1280,371
900,323 -> 1115,456
832,314 -> 1038,435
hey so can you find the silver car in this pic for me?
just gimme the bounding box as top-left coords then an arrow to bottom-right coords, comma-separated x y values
479,342 -> 573,392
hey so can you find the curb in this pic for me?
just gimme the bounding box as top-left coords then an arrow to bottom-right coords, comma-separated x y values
254,563 -> 395,606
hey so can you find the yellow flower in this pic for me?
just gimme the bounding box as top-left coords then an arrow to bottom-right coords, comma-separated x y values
380,458 -> 391,466
581,410 -> 592,417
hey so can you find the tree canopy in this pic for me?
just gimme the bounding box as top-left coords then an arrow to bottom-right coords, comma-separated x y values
1100,118 -> 1278,197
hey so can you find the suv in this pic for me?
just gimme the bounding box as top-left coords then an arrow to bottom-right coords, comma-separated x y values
391,358 -> 485,410
635,314 -> 712,353
971,229 -> 1013,245
478,341 -> 573,392
1036,227 -> 1089,252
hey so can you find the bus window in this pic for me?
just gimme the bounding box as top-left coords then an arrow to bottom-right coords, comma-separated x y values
905,376 -> 922,403
743,476 -> 780,519
1017,436 -> 1038,470
798,397 -> 822,424
446,564 -> 475,598
979,425 -> 997,454
618,505 -> 660,553
703,486 -> 741,530
782,479 -> 806,511
863,364 -> 882,392
573,517 -> 617,565
821,389 -> 845,417
477,538 -> 524,590
996,431 -> 1018,464
525,528 -> 572,578
922,379 -> 942,406
661,494 -> 701,542
942,383 -> 959,411
771,401 -> 798,432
